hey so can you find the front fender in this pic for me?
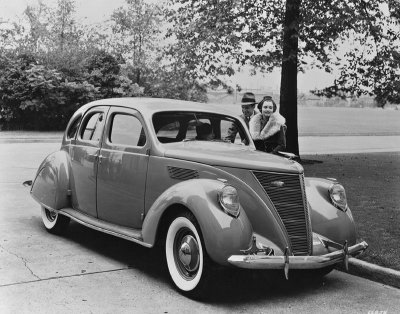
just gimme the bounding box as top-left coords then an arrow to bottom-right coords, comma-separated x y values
305,177 -> 356,245
31,150 -> 71,211
142,179 -> 253,265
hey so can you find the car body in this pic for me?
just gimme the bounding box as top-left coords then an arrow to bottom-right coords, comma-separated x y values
30,97 -> 367,297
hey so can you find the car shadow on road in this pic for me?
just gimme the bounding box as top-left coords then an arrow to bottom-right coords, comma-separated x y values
42,219 -> 343,303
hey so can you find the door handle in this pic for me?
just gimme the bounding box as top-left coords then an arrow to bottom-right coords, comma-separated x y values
87,153 -> 99,162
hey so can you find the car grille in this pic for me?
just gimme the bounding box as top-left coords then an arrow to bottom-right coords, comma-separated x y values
168,166 -> 199,180
253,171 -> 312,256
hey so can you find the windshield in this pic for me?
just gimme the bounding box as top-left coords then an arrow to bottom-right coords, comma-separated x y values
152,111 -> 250,145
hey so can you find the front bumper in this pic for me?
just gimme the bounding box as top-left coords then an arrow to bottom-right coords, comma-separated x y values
228,241 -> 368,270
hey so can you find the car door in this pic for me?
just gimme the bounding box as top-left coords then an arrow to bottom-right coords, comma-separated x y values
70,106 -> 109,217
96,107 -> 149,229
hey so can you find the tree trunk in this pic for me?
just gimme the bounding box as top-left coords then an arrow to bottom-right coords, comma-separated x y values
136,68 -> 141,85
279,0 -> 301,157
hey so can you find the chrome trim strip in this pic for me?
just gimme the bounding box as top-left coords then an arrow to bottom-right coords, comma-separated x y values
299,174 -> 313,255
59,208 -> 152,248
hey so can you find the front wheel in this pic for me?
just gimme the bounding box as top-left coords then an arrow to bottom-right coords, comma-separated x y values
41,206 -> 70,234
165,213 -> 211,298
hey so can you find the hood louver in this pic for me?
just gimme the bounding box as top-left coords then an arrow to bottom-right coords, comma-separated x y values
168,166 -> 199,180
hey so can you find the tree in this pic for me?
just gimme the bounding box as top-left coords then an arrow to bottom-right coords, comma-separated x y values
166,0 -> 400,156
83,50 -> 143,98
110,0 -> 162,85
51,0 -> 77,51
108,0 -> 208,101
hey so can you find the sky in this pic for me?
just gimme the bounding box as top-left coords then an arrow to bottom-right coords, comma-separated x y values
0,0 -> 336,93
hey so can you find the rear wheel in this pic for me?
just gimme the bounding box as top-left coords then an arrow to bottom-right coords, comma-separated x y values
41,206 -> 70,234
165,212 -> 211,298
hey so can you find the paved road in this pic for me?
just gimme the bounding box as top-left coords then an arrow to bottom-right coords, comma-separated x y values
1,141 -> 400,313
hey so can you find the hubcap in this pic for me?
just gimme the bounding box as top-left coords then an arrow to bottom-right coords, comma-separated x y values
178,235 -> 200,272
45,209 -> 57,222
174,228 -> 201,279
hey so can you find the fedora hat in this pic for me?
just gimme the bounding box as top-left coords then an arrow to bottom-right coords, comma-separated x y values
240,92 -> 257,106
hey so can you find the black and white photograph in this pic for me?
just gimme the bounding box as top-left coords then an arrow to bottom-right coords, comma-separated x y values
1,0 -> 399,313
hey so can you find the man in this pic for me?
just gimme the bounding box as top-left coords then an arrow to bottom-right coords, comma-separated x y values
196,122 -> 214,140
226,92 -> 257,143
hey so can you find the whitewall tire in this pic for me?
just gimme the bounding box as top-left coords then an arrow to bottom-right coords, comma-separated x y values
165,213 -> 210,296
41,206 -> 70,234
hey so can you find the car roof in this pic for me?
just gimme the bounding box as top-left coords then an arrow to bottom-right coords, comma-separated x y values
79,97 -> 235,117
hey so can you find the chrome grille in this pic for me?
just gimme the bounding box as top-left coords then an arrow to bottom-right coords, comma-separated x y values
168,166 -> 199,180
253,171 -> 311,256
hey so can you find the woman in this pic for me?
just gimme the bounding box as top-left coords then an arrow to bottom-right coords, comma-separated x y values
249,96 -> 286,154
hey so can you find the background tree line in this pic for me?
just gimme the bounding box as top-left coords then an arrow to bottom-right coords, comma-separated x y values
0,0 -> 207,130
1,0 -> 399,156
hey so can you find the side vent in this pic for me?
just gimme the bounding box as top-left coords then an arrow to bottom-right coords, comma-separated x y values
168,166 -> 199,180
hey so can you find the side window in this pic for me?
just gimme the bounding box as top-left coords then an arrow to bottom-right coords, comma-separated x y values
220,120 -> 242,144
186,118 -> 211,139
157,121 -> 180,138
66,115 -> 81,140
81,112 -> 104,142
110,114 -> 146,147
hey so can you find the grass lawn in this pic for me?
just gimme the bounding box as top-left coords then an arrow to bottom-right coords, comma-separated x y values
302,152 -> 400,271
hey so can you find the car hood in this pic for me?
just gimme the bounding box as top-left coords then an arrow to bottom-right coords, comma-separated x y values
162,141 -> 303,173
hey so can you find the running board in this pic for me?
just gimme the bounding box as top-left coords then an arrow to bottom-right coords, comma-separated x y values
60,208 -> 152,248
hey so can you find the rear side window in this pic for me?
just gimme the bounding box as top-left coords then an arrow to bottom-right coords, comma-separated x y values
81,112 -> 104,142
66,116 -> 81,140
110,114 -> 146,147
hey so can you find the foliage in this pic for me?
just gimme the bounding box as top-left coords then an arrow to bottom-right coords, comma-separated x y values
110,0 -> 162,85
310,1 -> 400,108
109,0 -> 207,102
166,0 -> 399,82
0,54 -> 98,130
142,66 -> 208,102
0,0 -> 210,130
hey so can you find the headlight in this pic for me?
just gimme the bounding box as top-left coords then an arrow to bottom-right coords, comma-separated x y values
329,183 -> 348,212
218,185 -> 240,218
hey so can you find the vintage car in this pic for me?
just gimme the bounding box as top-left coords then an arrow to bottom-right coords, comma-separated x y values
30,98 -> 367,297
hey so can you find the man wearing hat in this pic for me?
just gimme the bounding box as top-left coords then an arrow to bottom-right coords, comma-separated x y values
226,92 -> 258,143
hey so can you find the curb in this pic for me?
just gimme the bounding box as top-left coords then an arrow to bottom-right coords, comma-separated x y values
338,258 -> 400,289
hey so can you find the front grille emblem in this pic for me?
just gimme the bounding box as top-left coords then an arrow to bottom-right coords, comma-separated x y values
270,180 -> 285,188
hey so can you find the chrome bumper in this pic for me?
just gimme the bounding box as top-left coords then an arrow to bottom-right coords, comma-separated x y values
228,241 -> 368,270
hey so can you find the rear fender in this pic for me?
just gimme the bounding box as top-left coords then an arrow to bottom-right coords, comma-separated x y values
31,151 -> 71,211
305,177 -> 356,245
142,179 -> 253,265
